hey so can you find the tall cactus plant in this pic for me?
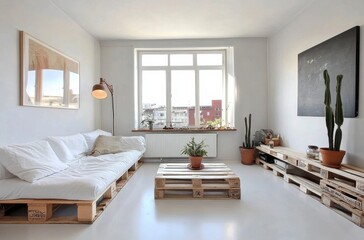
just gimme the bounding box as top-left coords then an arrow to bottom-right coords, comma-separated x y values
323,70 -> 343,151
243,114 -> 254,148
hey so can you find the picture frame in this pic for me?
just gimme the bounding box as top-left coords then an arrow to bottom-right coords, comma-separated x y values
297,26 -> 360,118
20,31 -> 80,109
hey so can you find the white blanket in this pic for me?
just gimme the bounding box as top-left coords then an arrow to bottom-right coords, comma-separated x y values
0,150 -> 143,201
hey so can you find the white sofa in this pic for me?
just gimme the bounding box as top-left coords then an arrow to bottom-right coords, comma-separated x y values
0,130 -> 145,223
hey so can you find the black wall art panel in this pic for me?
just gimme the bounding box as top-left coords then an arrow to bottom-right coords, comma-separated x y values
297,26 -> 360,117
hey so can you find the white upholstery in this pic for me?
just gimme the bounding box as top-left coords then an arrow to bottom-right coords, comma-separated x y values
47,133 -> 89,161
0,140 -> 68,183
0,131 -> 145,200
0,163 -> 15,180
0,150 -> 143,200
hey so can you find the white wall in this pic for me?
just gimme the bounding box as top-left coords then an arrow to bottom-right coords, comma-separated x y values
101,38 -> 267,161
0,0 -> 101,145
268,0 -> 364,167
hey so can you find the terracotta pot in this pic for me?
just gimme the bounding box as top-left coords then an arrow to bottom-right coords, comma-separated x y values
239,147 -> 256,165
320,148 -> 346,169
189,156 -> 203,168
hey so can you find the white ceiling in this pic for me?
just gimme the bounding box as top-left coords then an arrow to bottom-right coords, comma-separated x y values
51,0 -> 316,40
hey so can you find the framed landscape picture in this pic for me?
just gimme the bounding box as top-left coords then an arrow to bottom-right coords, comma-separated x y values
20,31 -> 80,109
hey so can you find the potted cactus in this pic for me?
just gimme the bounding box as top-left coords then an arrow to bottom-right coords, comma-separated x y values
320,70 -> 346,168
239,114 -> 255,165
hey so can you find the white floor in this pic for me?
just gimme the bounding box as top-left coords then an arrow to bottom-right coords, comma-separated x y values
1,161 -> 364,240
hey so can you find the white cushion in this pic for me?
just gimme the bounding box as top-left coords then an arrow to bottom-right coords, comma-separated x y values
0,163 -> 15,180
120,136 -> 146,152
47,137 -> 74,162
48,133 -> 88,160
0,140 -> 68,183
82,129 -> 112,151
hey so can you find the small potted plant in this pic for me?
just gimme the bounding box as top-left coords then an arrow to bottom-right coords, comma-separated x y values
181,137 -> 208,169
320,70 -> 346,168
239,113 -> 255,165
141,115 -> 155,130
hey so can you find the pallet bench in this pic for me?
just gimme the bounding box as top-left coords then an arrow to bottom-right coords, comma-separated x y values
0,159 -> 143,224
257,145 -> 364,228
154,163 -> 241,199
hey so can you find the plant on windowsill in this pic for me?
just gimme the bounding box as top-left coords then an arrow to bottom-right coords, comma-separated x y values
239,113 -> 256,165
141,115 -> 155,130
181,137 -> 208,170
320,70 -> 346,169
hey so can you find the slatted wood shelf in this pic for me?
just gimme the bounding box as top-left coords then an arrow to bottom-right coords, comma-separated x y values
257,145 -> 364,196
0,159 -> 143,224
155,163 -> 240,199
257,159 -> 321,198
257,145 -> 364,228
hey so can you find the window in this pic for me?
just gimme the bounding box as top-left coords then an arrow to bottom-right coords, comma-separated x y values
136,49 -> 234,129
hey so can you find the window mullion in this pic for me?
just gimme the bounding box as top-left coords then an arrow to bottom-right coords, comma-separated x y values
166,69 -> 171,127
222,50 -> 227,128
166,55 -> 172,128
194,53 -> 200,128
137,51 -> 143,129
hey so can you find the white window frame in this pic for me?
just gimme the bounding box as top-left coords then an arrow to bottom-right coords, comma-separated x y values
136,48 -> 231,129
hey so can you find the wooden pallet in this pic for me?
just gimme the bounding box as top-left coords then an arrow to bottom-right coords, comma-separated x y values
257,145 -> 303,166
320,165 -> 364,196
257,159 -> 321,198
322,193 -> 364,228
320,180 -> 364,211
154,163 -> 240,199
0,159 -> 143,224
258,145 -> 364,196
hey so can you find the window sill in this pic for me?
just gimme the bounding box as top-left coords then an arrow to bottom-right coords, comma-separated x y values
132,128 -> 237,133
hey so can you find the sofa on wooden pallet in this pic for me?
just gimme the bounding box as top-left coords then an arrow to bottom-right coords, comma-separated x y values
0,129 -> 145,224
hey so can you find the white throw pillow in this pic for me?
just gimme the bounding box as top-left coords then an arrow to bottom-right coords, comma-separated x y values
82,129 -> 112,151
121,136 -> 146,152
48,133 -> 88,160
0,163 -> 15,180
47,137 -> 74,163
0,140 -> 68,183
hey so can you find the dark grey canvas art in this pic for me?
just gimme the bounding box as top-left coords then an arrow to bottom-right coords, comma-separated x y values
297,26 -> 359,117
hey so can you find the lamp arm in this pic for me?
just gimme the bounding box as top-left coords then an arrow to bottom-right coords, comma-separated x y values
100,78 -> 114,96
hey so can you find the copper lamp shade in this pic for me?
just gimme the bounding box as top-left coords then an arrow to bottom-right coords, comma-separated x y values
92,84 -> 107,99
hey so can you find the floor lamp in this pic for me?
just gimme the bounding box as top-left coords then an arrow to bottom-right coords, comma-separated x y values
92,78 -> 114,135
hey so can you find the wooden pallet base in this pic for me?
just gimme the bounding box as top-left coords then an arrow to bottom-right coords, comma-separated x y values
322,193 -> 364,228
155,163 -> 240,200
320,180 -> 364,211
0,159 -> 143,224
257,146 -> 364,228
258,159 -> 321,199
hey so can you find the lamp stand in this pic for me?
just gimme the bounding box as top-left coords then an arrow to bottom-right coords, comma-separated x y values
95,78 -> 115,136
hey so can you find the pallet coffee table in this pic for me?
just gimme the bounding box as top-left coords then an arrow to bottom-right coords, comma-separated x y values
154,163 -> 241,199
